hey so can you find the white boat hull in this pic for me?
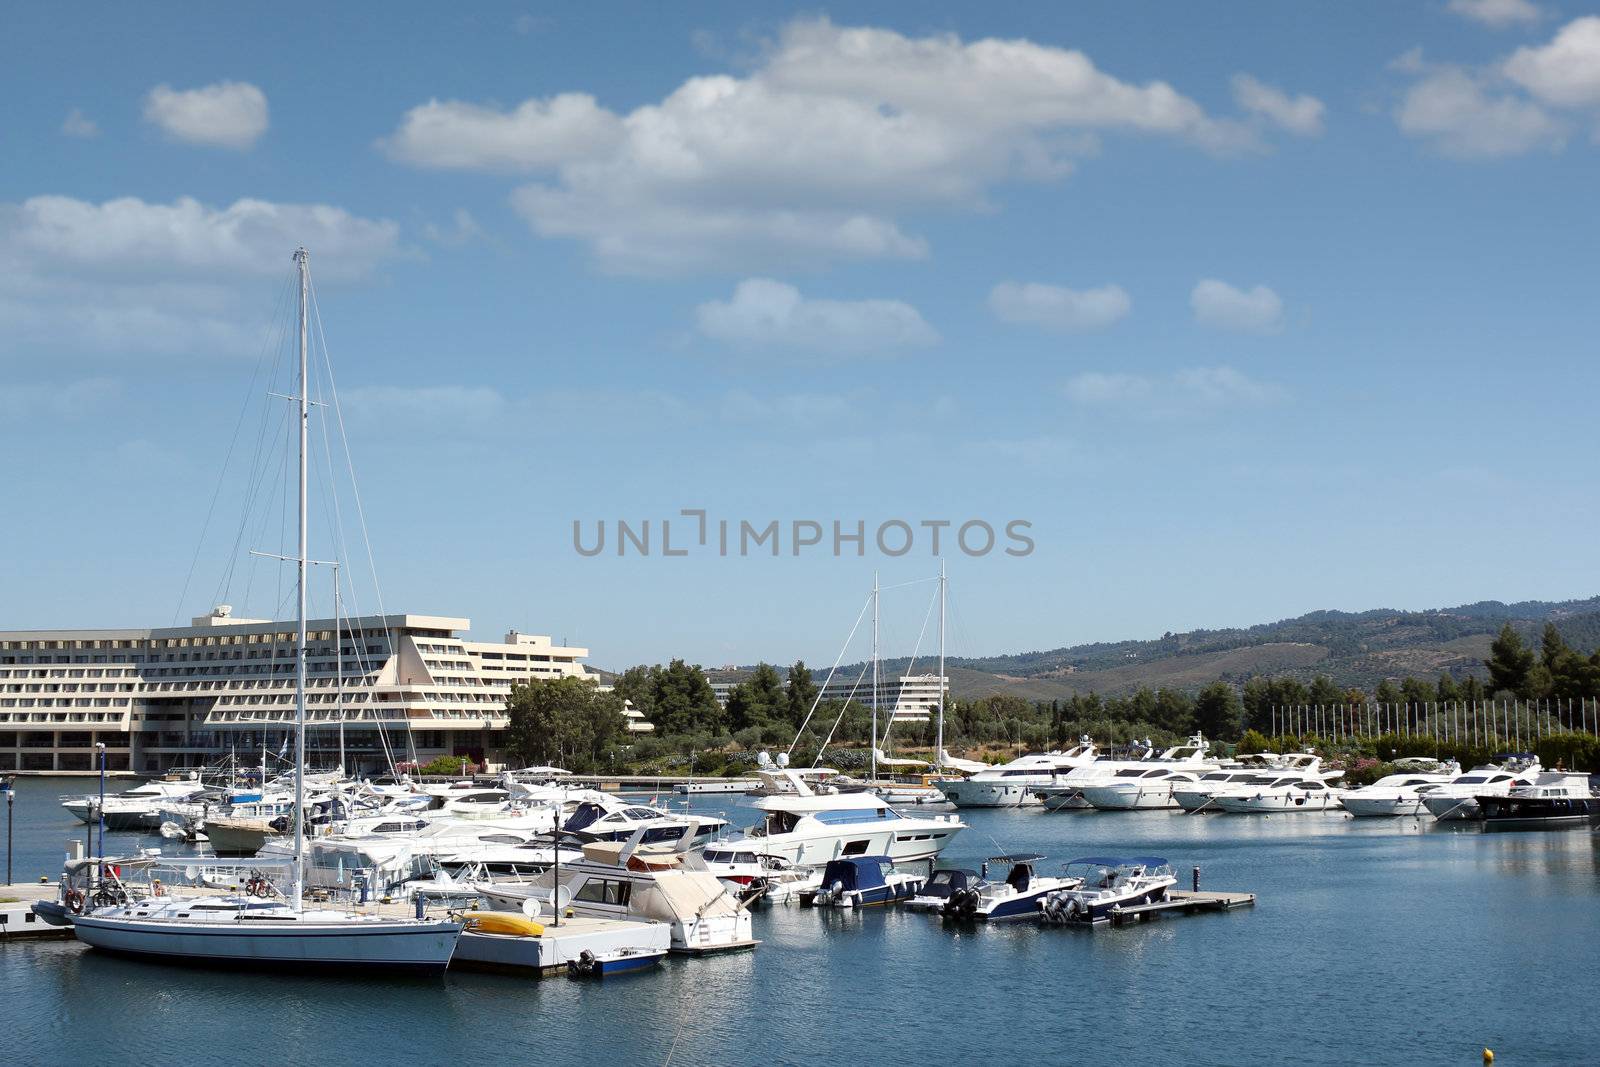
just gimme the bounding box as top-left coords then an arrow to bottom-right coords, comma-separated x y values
1078,784 -> 1180,811
1341,796 -> 1427,817
1215,793 -> 1345,814
939,780 -> 1032,808
72,913 -> 460,970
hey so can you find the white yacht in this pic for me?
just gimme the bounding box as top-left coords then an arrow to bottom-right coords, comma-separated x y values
937,738 -> 1099,808
721,770 -> 965,866
1079,767 -> 1208,811
62,778 -> 218,830
1171,752 -> 1331,813
1211,772 -> 1347,813
561,797 -> 728,845
475,830 -> 757,954
1340,763 -> 1462,817
1037,735 -> 1215,811
698,846 -> 822,904
1420,756 -> 1542,821
69,249 -> 462,971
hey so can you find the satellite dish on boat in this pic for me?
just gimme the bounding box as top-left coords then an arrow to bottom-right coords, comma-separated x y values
554,886 -> 573,909
776,753 -> 790,768
520,898 -> 541,920
756,751 -> 773,768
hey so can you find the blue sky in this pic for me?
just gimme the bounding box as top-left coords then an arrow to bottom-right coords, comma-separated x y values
3,2 -> 1599,671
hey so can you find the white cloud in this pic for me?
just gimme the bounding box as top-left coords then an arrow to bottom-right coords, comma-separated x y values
0,194 -> 401,357
61,109 -> 99,138
1448,0 -> 1543,29
1231,74 -> 1325,136
1395,64 -> 1564,157
386,18 -> 1299,273
988,281 -> 1130,332
719,388 -> 861,425
0,378 -> 119,422
1504,16 -> 1600,107
695,278 -> 937,357
1189,279 -> 1284,334
1064,366 -> 1287,416
142,81 -> 269,149
382,95 -> 623,170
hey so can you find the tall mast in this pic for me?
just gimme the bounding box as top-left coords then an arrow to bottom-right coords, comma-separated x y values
871,571 -> 879,784
334,562 -> 344,776
937,558 -> 945,770
292,246 -> 309,911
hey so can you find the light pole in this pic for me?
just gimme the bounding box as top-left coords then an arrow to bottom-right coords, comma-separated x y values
96,742 -> 107,860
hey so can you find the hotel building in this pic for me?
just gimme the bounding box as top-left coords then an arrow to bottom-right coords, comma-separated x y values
0,608 -> 645,774
706,670 -> 948,723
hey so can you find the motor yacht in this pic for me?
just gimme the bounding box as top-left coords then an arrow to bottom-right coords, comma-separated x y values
936,738 -> 1099,808
1211,772 -> 1347,813
720,770 -> 965,866
1478,771 -> 1599,830
62,777 -> 219,830
800,856 -> 924,908
939,854 -> 1081,921
1340,763 -> 1462,817
1418,755 -> 1541,821
473,829 -> 757,954
1079,767 -> 1208,811
1037,735 -> 1215,811
1039,857 -> 1177,924
561,797 -> 727,845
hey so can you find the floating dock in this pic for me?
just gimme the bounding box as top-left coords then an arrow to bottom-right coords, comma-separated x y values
1,894 -> 74,940
1107,889 -> 1256,927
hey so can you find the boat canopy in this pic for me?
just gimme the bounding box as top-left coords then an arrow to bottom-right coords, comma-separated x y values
818,856 -> 895,892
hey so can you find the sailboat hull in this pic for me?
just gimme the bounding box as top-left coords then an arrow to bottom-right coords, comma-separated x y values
72,914 -> 460,972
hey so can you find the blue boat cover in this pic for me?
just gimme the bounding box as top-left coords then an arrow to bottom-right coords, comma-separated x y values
1065,856 -> 1169,868
819,856 -> 893,892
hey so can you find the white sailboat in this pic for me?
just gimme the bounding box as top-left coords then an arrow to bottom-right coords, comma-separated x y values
72,249 -> 462,972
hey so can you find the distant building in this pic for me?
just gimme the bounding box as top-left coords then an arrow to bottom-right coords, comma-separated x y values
706,668 -> 947,723
0,609 -> 646,774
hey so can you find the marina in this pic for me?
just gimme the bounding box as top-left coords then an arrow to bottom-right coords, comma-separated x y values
3,772 -> 1597,1064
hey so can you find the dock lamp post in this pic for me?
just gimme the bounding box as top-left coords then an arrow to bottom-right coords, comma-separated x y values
4,778 -> 13,887
96,742 -> 107,860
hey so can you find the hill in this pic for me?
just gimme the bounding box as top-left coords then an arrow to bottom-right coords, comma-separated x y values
695,596 -> 1600,703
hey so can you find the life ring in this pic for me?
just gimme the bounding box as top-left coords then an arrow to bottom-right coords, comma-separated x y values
64,888 -> 85,914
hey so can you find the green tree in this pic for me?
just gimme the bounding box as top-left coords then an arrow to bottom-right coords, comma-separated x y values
1375,678 -> 1403,708
506,676 -> 629,771
1152,688 -> 1194,733
786,660 -> 819,728
652,659 -> 724,735
613,665 -> 657,723
1437,673 -> 1462,704
1192,682 -> 1243,741
728,662 -> 786,732
1486,623 -> 1536,698
1307,675 -> 1343,708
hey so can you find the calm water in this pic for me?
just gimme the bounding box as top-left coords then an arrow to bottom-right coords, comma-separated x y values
3,776 -> 1597,1066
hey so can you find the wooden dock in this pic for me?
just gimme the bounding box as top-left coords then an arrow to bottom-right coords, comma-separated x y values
1107,889 -> 1256,927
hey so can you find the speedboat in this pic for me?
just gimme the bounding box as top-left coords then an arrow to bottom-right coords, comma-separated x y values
698,846 -> 821,904
1340,763 -> 1462,817
1079,767 -> 1207,811
800,856 -> 924,908
940,855 -> 1081,921
936,738 -> 1098,808
62,778 -> 218,830
1211,772 -> 1346,813
1420,755 -> 1542,821
1039,857 -> 1177,924
905,867 -> 982,911
1478,771 -> 1599,830
719,769 -> 965,866
1037,735 -> 1216,811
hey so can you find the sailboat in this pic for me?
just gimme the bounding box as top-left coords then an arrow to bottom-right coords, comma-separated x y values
72,248 -> 462,972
